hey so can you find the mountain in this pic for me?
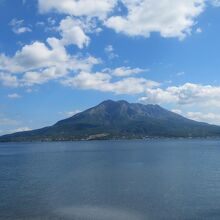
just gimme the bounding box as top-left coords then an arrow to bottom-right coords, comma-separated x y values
1,100 -> 220,142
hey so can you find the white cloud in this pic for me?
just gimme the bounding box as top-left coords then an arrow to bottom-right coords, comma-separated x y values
8,93 -> 21,99
59,16 -> 90,48
171,108 -> 220,125
140,88 -> 176,104
22,67 -> 66,86
62,71 -> 112,91
111,66 -> 147,77
37,0 -> 219,41
106,0 -> 205,39
0,40 -> 66,73
171,109 -> 183,115
186,112 -> 220,125
0,45 -> 156,94
38,0 -> 117,19
62,70 -> 159,94
140,83 -> 220,107
0,73 -> 19,87
15,39 -> 68,72
3,1 -> 220,94
9,18 -> 32,34
112,77 -> 159,94
0,38 -> 99,86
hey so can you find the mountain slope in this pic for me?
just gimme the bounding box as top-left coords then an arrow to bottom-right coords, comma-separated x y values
1,100 -> 220,142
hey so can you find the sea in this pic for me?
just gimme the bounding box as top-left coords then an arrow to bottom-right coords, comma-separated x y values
1,139 -> 220,220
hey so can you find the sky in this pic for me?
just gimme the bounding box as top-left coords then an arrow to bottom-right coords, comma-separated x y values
1,0 -> 220,134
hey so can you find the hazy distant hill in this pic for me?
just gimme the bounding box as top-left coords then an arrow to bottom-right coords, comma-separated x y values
1,100 -> 220,142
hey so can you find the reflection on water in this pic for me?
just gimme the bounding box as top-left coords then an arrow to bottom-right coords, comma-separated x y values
56,205 -> 144,220
1,139 -> 220,219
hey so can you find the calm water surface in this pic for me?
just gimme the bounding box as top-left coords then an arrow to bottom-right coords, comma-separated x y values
1,139 -> 220,220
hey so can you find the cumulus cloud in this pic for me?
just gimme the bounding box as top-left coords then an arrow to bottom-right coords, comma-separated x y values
17,39 -> 68,72
172,109 -> 220,125
110,66 -> 147,77
22,68 -> 65,86
62,71 -> 112,91
112,77 -> 159,94
0,38 -> 99,86
140,83 -> 220,107
171,109 -> 183,115
37,0 -> 220,40
0,37 -> 149,92
186,112 -> 220,125
0,40 -> 67,73
62,70 -> 159,94
59,16 -> 90,48
3,1 -> 220,95
9,18 -> 32,34
106,0 -> 205,39
0,73 -> 19,87
38,0 -> 117,19
1,14 -> 106,87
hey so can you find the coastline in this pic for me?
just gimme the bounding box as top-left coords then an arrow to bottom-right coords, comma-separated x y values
1,135 -> 220,143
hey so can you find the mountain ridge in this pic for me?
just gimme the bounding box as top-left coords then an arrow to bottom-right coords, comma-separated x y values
1,100 -> 220,142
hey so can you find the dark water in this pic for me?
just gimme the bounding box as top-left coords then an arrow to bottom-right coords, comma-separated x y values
1,140 -> 220,220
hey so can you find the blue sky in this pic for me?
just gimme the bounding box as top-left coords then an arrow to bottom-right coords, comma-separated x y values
1,0 -> 220,134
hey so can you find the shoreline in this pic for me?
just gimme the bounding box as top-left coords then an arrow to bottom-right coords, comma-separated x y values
1,136 -> 220,144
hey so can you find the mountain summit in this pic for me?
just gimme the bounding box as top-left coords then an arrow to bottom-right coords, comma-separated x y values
1,100 -> 220,141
